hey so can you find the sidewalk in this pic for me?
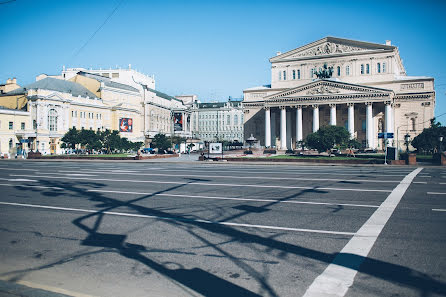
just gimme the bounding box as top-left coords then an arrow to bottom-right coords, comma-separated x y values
0,280 -> 73,297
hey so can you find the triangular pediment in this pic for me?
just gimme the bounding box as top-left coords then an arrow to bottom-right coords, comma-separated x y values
265,80 -> 392,100
44,92 -> 69,102
270,37 -> 394,62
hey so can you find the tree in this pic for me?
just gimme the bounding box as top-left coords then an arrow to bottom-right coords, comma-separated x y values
152,133 -> 171,151
101,130 -> 122,153
61,127 -> 79,149
305,125 -> 350,152
411,118 -> 446,154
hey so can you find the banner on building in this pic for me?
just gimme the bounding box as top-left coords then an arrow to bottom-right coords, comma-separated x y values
174,113 -> 183,131
119,118 -> 133,132
209,143 -> 222,154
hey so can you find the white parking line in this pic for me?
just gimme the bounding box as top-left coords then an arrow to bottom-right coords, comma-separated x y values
0,201 -> 356,236
427,192 -> 446,195
432,209 -> 446,212
9,174 -> 393,193
303,167 -> 422,297
87,189 -> 379,208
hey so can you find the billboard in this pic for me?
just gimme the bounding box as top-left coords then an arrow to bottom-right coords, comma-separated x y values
174,113 -> 183,131
209,143 -> 222,154
119,118 -> 133,132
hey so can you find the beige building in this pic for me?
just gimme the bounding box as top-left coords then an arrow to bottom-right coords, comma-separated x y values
0,67 -> 190,155
243,37 -> 435,151
0,106 -> 32,157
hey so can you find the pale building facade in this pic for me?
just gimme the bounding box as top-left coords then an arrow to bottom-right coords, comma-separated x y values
0,106 -> 32,157
0,67 -> 190,155
243,37 -> 435,151
191,99 -> 244,142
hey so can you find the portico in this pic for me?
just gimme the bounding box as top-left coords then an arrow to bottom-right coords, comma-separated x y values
261,79 -> 393,149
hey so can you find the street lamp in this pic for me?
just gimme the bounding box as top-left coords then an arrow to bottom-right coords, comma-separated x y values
404,133 -> 410,152
439,135 -> 444,153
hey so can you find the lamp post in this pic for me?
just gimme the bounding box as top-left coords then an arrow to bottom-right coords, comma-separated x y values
439,135 -> 444,153
404,133 -> 410,153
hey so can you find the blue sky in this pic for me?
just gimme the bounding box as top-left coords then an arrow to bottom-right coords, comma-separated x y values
1,0 -> 445,123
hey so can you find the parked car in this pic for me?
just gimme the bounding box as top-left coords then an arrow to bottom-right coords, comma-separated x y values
142,148 -> 154,154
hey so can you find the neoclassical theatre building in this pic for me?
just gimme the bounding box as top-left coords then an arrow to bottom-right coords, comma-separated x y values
243,37 -> 435,151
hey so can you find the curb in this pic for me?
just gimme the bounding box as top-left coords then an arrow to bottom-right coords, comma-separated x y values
0,280 -> 73,297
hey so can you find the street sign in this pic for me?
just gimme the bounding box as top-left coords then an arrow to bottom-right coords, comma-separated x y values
378,132 -> 394,139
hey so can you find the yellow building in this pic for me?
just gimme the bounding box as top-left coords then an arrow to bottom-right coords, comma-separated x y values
0,106 -> 32,157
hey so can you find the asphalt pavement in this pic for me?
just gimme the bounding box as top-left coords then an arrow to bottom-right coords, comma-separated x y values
0,160 -> 445,297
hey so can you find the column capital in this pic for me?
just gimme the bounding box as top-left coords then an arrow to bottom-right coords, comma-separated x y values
384,101 -> 392,106
312,104 -> 319,109
279,106 -> 287,110
347,103 -> 354,107
329,103 -> 336,108
263,106 -> 270,111
365,102 -> 373,106
295,105 -> 303,110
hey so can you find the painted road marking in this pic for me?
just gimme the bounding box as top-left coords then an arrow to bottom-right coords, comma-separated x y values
87,189 -> 379,208
303,167 -> 422,297
0,178 -> 38,182
0,183 -> 63,190
427,192 -> 446,195
55,170 -> 400,184
9,174 -> 393,193
432,209 -> 446,212
0,201 -> 356,236
413,181 -> 428,184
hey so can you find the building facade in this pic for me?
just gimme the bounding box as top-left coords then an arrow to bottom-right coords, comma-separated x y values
0,67 -> 190,155
191,99 -> 244,142
243,37 -> 435,151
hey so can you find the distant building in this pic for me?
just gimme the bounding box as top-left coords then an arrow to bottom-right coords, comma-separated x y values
0,67 -> 190,155
243,37 -> 435,151
191,98 -> 244,142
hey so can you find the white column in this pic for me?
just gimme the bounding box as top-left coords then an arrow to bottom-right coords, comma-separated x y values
385,102 -> 393,133
329,104 -> 336,126
265,108 -> 271,147
296,106 -> 303,143
312,105 -> 319,132
280,107 -> 287,150
366,102 -> 374,148
348,103 -> 354,138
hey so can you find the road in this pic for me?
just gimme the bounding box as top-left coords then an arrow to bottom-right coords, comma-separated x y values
0,160 -> 445,297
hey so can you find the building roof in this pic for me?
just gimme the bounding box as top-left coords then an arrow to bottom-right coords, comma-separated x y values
6,77 -> 97,98
146,87 -> 182,103
78,71 -> 139,93
197,101 -> 242,109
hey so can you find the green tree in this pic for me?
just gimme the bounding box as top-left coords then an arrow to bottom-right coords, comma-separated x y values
411,118 -> 446,154
101,130 -> 122,153
61,127 -> 79,149
305,125 -> 350,152
152,133 -> 171,151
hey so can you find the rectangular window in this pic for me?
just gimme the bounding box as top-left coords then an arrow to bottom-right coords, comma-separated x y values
21,122 -> 25,130
112,73 -> 119,78
362,120 -> 366,131
337,66 -> 341,76
361,64 -> 364,74
346,65 -> 350,76
377,63 -> 381,73
227,115 -> 230,125
366,64 -> 370,74
9,121 -> 13,130
102,73 -> 110,78
297,69 -> 301,79
33,120 -> 37,129
278,71 -> 282,81
383,62 -> 387,73
283,70 -> 286,80
292,70 -> 296,80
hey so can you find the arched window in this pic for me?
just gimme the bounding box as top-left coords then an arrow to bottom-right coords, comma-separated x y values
346,65 -> 350,76
337,66 -> 341,76
411,118 -> 416,131
292,70 -> 296,80
297,69 -> 301,79
48,109 -> 58,131
377,63 -> 381,73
